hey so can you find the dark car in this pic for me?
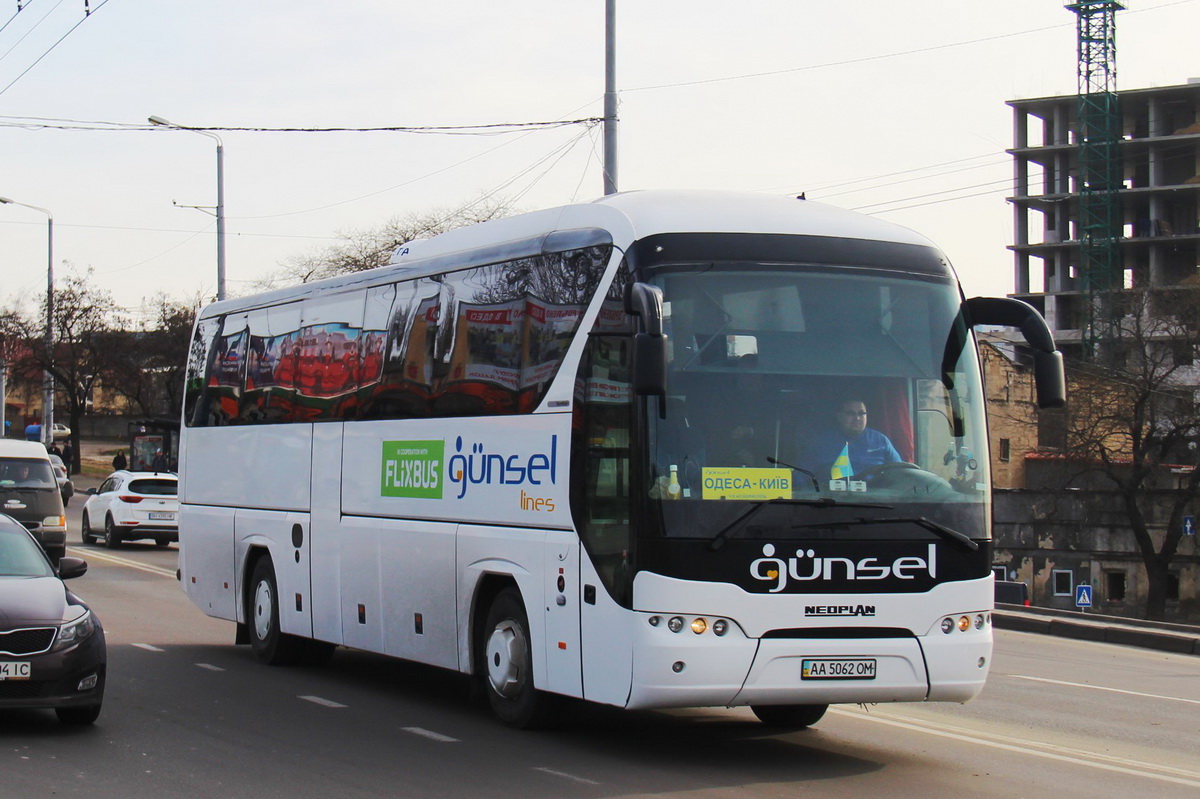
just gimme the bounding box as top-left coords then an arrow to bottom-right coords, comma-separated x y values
0,440 -> 68,565
994,580 -> 1030,607
0,513 -> 106,724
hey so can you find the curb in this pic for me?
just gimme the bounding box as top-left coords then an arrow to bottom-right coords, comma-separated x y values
994,609 -> 1200,656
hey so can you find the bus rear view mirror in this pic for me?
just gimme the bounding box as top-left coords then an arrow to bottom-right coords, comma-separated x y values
625,282 -> 667,397
964,296 -> 1066,409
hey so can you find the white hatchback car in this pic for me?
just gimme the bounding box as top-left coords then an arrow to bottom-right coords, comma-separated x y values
81,471 -> 178,548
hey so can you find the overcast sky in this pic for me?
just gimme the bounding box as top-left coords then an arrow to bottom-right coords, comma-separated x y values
1,1 -> 1197,321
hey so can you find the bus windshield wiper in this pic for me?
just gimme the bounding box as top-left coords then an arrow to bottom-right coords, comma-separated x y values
792,516 -> 980,552
709,497 -> 894,551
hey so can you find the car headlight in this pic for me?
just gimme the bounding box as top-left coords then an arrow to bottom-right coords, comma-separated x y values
51,609 -> 97,652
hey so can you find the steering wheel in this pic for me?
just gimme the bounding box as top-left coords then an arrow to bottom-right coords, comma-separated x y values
857,461 -> 922,481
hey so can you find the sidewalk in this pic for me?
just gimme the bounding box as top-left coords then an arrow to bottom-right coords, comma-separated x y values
995,605 -> 1200,655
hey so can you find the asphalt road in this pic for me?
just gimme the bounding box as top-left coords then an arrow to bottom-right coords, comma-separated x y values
3,505 -> 1199,798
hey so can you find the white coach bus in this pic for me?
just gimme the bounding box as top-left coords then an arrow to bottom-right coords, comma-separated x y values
179,190 -> 1064,728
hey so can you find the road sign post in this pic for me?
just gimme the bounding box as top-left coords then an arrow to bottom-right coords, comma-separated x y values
1075,583 -> 1093,612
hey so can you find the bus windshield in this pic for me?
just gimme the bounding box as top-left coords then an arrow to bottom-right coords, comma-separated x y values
645,263 -> 990,541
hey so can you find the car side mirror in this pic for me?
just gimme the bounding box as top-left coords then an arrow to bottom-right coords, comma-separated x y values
85,487 -> 98,495
57,556 -> 88,580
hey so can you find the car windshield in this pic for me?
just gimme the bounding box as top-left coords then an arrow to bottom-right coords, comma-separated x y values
0,527 -> 53,577
0,458 -> 57,490
645,263 -> 990,541
128,478 -> 177,496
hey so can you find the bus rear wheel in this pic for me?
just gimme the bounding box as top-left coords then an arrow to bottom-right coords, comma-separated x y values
482,588 -> 555,728
248,555 -> 305,666
751,703 -> 829,729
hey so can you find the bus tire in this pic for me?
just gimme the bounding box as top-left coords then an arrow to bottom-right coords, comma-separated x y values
482,587 -> 555,728
248,555 -> 305,666
751,703 -> 828,729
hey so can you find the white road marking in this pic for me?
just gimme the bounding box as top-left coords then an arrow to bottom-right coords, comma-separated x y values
401,727 -> 459,743
69,547 -> 176,578
830,707 -> 1200,788
131,643 -> 165,652
299,695 -> 347,708
1010,674 -> 1200,706
533,767 -> 602,786
195,663 -> 225,672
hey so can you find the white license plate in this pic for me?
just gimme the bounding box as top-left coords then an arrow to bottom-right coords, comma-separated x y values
148,512 -> 175,521
801,658 -> 877,680
0,661 -> 31,680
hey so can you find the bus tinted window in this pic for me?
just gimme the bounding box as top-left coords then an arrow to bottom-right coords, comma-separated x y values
186,244 -> 612,427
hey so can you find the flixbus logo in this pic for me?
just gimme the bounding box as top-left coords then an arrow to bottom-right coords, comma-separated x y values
749,543 -> 936,593
447,434 -> 558,501
381,440 -> 444,499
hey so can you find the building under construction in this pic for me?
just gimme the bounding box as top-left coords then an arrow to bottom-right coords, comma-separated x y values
1008,80 -> 1200,357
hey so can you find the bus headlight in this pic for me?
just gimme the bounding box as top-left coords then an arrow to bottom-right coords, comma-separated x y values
957,615 -> 971,632
667,616 -> 684,633
712,619 -> 728,636
974,614 -> 986,630
940,618 -> 955,634
690,618 -> 707,635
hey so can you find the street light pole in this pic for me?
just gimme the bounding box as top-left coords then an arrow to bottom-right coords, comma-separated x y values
0,196 -> 54,446
603,0 -> 618,195
148,115 -> 227,302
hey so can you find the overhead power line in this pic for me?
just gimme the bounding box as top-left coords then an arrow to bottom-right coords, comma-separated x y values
0,0 -> 111,99
0,115 -> 603,135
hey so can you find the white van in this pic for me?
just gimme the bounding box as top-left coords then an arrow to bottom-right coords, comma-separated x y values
0,440 -> 68,564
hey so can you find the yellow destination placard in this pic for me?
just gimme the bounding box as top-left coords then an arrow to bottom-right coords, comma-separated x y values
701,468 -> 791,500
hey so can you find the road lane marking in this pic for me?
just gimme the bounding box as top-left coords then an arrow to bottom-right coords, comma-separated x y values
131,643 -> 165,652
68,547 -> 176,578
830,707 -> 1200,788
299,695 -> 347,708
1010,674 -> 1200,706
195,663 -> 225,672
533,767 -> 601,786
401,727 -> 459,743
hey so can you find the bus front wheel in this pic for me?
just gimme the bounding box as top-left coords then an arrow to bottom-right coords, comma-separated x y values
248,555 -> 305,666
482,588 -> 555,728
751,703 -> 829,729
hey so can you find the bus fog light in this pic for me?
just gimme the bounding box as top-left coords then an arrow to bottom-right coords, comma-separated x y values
690,618 -> 707,635
974,614 -> 985,630
940,618 -> 954,634
667,616 -> 684,633
978,657 -> 986,669
712,619 -> 728,636
672,661 -> 685,673
648,616 -> 661,627
957,615 -> 971,632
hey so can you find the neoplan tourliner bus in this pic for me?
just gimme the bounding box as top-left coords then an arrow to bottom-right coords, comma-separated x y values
179,190 -> 1065,728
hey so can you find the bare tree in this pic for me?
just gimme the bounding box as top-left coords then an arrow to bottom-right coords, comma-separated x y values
1065,287 -> 1200,619
262,197 -> 513,288
106,293 -> 199,418
6,268 -> 127,473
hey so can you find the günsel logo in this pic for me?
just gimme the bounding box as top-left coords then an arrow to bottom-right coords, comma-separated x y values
447,434 -> 558,501
749,543 -> 937,593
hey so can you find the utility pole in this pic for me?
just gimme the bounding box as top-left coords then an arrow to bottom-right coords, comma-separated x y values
603,0 -> 618,195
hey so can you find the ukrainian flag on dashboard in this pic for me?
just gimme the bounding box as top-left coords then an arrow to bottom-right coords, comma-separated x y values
831,443 -> 853,479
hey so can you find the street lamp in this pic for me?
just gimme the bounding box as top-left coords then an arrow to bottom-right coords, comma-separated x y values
0,196 -> 54,447
148,115 -> 226,302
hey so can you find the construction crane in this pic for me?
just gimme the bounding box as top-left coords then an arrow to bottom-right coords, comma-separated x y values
1067,1 -> 1124,361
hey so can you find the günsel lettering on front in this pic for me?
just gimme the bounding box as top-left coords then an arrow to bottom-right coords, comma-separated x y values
749,543 -> 937,593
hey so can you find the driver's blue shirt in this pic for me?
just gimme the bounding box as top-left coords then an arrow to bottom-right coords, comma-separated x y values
801,428 -> 901,478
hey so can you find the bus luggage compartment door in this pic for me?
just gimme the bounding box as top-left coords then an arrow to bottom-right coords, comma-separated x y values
732,636 -> 929,706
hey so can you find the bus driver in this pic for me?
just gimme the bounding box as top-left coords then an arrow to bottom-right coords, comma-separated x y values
800,398 -> 901,482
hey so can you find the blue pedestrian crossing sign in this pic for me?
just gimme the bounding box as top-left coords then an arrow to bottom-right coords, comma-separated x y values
1075,584 -> 1093,608
1185,516 -> 1196,536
